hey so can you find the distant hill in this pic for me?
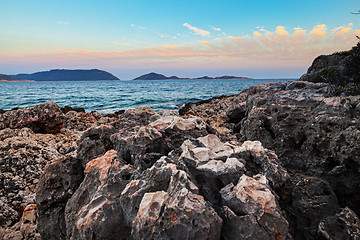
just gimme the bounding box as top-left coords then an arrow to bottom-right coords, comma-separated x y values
134,72 -> 170,80
133,72 -> 252,80
0,74 -> 32,82
13,69 -> 120,81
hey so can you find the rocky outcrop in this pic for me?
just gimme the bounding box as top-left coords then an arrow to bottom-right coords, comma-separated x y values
33,106 -> 296,239
299,42 -> 360,95
0,102 -> 65,133
3,44 -> 360,240
0,103 -> 123,239
179,80 -> 360,238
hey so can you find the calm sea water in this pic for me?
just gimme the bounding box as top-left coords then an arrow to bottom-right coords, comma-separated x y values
0,79 -> 293,113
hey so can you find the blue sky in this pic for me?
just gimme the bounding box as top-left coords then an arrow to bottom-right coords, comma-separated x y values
1,0 -> 359,79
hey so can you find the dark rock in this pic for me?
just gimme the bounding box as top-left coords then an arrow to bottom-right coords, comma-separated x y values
62,111 -> 98,132
318,207 -> 360,240
61,106 -> 85,114
111,115 -> 210,169
299,42 -> 360,95
0,109 -> 5,114
76,124 -> 118,167
35,155 -> 84,240
226,103 -> 246,124
220,174 -> 290,239
65,150 -> 134,240
0,102 -> 65,133
221,206 -> 269,240
290,176 -> 339,239
238,81 -> 360,216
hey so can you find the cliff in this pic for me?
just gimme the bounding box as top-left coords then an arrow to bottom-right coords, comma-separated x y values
299,42 -> 360,95
1,44 -> 360,239
13,69 -> 120,81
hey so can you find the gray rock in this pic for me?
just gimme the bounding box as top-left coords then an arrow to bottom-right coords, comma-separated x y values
220,174 -> 290,239
36,155 -> 84,240
0,102 -> 65,133
65,150 -> 134,240
291,176 -> 339,239
318,207 -> 360,240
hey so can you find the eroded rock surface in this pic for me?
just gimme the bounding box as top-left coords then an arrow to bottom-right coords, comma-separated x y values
3,45 -> 360,240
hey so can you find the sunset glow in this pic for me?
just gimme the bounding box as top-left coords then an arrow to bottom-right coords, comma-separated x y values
1,0 -> 359,79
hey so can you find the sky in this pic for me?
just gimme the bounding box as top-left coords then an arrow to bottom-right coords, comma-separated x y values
0,0 -> 359,79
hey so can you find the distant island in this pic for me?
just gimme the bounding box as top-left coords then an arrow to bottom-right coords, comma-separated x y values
0,74 -> 34,82
133,72 -> 252,80
11,69 -> 120,81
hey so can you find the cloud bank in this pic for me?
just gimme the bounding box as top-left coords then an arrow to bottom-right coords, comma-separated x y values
2,23 -> 359,77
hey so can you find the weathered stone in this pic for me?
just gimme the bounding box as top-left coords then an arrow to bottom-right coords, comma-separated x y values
133,172 -> 222,240
221,206 -> 269,240
36,155 -> 84,240
20,204 -> 38,239
318,207 -> 360,240
0,102 -> 65,133
220,174 -> 289,239
290,176 -> 339,239
226,103 -> 246,124
77,124 -> 118,166
65,150 -> 134,240
234,141 -> 289,189
120,159 -> 176,225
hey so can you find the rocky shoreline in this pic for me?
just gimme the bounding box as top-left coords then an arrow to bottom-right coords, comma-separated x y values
1,45 -> 360,239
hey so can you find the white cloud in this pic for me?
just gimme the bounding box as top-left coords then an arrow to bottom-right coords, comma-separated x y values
210,25 -> 221,31
183,23 -> 210,37
57,20 -> 69,25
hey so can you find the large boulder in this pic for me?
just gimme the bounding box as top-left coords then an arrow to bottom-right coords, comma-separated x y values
239,81 -> 360,215
65,150 -> 134,240
36,155 -> 84,240
220,174 -> 290,239
318,207 -> 360,240
290,176 -> 339,239
0,102 -> 65,133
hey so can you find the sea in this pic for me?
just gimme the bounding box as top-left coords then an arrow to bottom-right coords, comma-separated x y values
0,79 -> 294,113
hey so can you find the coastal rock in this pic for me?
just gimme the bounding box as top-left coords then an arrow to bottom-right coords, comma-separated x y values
290,176 -> 339,239
318,207 -> 360,240
76,124 -> 118,166
62,111 -> 97,132
234,140 -> 289,189
132,166 -> 222,240
35,155 -> 84,240
226,103 -> 246,124
61,106 -> 85,114
0,129 -> 78,232
299,42 -> 360,95
0,102 -> 65,133
120,159 -> 176,225
221,206 -> 268,240
239,81 -> 360,215
111,115 -> 210,169
65,150 -> 134,240
5,44 -> 360,240
220,174 -> 290,239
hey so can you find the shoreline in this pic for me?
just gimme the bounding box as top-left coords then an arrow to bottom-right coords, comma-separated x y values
1,43 -> 360,239
1,79 -> 360,239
